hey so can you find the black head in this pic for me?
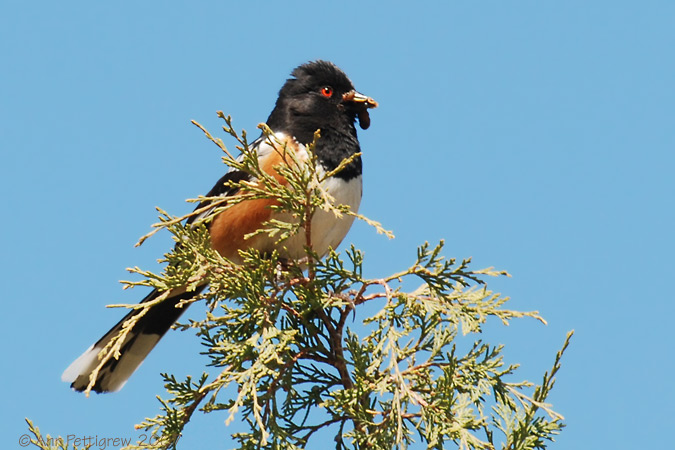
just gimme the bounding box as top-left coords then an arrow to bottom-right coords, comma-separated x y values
266,60 -> 378,145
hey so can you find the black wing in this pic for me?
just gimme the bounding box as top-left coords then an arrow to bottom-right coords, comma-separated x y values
186,169 -> 251,227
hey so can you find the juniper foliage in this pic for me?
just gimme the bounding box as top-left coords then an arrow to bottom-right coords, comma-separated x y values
27,113 -> 571,450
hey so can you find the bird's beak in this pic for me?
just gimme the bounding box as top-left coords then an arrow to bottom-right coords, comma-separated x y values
342,90 -> 378,130
342,90 -> 378,109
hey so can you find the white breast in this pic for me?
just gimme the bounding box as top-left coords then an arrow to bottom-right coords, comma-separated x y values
309,175 -> 362,254
264,175 -> 362,261
254,133 -> 362,260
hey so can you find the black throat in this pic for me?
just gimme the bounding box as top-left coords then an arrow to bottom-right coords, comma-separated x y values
309,125 -> 363,181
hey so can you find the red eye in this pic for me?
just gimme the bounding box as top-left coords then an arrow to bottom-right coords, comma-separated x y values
320,86 -> 333,98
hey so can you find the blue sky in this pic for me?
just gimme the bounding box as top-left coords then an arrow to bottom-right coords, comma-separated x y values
2,1 -> 673,449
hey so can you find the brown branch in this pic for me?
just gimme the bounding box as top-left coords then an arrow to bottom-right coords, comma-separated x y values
312,306 -> 352,390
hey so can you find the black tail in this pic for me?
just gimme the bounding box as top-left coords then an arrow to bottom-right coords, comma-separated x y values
62,286 -> 205,393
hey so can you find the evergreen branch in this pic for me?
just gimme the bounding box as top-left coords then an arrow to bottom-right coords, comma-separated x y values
24,419 -> 89,450
29,114 -> 570,450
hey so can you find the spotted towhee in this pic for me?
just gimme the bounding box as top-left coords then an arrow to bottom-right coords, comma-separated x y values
62,60 -> 378,393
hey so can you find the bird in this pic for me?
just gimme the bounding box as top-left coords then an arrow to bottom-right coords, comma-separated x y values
61,60 -> 378,393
